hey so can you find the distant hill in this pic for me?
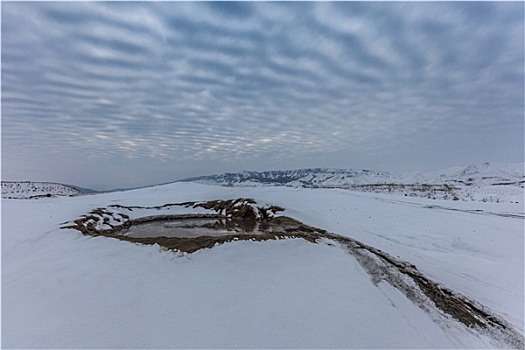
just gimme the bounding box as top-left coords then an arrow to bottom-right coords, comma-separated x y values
178,163 -> 524,203
180,168 -> 393,187
1,181 -> 96,199
396,162 -> 524,186
179,163 -> 524,188
4,162 -> 522,202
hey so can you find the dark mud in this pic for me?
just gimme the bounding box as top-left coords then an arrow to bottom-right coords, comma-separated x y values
107,215 -> 320,254
63,198 -> 524,348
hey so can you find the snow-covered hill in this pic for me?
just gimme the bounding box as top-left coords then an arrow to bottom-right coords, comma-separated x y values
181,168 -> 394,187
397,162 -> 524,186
1,181 -> 94,199
180,163 -> 524,203
181,163 -> 524,187
2,182 -> 523,348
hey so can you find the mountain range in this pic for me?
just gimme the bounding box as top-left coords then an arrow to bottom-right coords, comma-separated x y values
180,162 -> 524,188
3,162 -> 523,202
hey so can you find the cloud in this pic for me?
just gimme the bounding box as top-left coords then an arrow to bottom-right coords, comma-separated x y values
2,2 -> 523,188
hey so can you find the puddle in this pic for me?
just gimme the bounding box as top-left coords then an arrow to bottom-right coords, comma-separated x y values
120,217 -> 272,238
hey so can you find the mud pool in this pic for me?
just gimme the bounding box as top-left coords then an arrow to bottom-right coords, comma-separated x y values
119,217 -> 272,238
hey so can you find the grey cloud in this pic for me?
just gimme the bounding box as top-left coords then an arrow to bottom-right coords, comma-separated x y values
2,2 -> 523,189
206,2 -> 255,19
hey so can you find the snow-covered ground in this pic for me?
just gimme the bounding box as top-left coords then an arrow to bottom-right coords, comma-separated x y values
1,181 -> 83,199
2,182 -> 524,348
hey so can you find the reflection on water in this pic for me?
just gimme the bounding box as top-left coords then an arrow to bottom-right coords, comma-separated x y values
120,218 -> 266,238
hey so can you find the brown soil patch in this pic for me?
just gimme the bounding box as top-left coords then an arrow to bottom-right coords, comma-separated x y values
108,231 -> 319,254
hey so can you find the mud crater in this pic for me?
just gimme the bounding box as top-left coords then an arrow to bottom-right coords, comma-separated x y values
63,198 -> 320,254
120,216 -> 286,239
62,198 -> 523,349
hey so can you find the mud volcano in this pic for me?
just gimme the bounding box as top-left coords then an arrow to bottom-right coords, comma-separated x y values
121,217 -> 260,238
61,198 -> 524,348
64,198 -> 322,253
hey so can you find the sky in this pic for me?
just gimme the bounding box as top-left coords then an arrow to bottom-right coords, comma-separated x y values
2,2 -> 524,190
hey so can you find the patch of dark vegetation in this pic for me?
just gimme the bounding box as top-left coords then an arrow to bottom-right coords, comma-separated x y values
108,202 -> 196,211
322,183 -> 460,200
3,193 -> 56,200
424,205 -> 525,219
324,183 -> 456,192
491,181 -> 524,186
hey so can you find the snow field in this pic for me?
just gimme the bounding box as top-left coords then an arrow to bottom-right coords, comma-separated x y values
2,182 -> 523,348
1,181 -> 81,199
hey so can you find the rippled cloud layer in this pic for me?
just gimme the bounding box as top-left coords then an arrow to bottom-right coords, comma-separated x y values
2,2 -> 523,189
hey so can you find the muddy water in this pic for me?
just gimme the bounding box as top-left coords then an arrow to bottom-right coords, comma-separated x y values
120,218 -> 269,238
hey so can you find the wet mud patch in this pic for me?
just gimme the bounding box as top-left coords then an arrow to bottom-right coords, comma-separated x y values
62,198 -> 523,348
108,216 -> 321,254
63,199 -> 321,253
121,216 -> 297,239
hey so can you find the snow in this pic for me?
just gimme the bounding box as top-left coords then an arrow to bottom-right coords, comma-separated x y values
181,162 -> 524,203
1,181 -> 81,199
2,182 -> 523,348
398,162 -> 524,185
233,186 -> 524,333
